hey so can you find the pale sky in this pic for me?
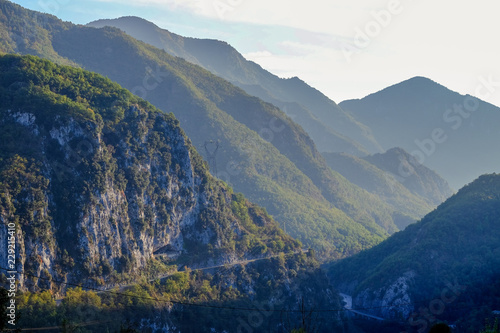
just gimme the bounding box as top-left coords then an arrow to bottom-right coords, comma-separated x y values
11,0 -> 500,107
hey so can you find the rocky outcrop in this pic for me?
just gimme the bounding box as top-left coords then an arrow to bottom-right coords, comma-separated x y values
0,103 -> 274,292
353,271 -> 415,319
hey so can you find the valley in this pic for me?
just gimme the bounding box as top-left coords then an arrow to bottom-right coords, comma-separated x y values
0,1 -> 499,332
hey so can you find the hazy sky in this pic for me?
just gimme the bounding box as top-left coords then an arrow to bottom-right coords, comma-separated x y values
11,0 -> 500,106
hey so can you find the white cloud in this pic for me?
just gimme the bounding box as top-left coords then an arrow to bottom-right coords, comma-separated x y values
244,50 -> 273,59
89,0 -> 203,13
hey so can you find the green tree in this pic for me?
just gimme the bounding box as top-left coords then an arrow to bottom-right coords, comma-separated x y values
480,319 -> 500,333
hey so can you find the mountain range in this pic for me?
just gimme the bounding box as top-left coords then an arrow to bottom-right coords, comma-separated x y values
340,76 -> 500,189
87,17 -> 500,192
322,147 -> 453,230
0,0 -> 499,331
0,0 -> 446,259
87,16 -> 381,157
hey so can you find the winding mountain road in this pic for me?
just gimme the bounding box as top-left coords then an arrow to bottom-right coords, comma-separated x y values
340,293 -> 385,321
95,249 -> 310,294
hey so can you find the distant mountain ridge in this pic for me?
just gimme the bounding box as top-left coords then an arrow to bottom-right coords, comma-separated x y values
322,147 -> 454,229
364,147 -> 454,205
87,16 -> 382,156
340,76 -> 500,189
84,17 -> 457,213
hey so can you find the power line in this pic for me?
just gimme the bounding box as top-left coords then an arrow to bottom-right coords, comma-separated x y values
1,267 -> 497,333
0,266 -> 341,313
204,140 -> 219,176
4,320 -> 113,331
1,266 -> 488,315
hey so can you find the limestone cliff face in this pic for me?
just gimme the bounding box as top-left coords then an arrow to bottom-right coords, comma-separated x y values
353,271 -> 415,319
0,105 -> 253,291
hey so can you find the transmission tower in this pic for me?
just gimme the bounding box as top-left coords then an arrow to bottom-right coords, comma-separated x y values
204,140 -> 219,176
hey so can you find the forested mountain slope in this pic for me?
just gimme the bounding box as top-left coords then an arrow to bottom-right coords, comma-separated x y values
0,53 -> 301,288
0,54 -> 346,332
0,0 -> 409,258
88,16 -> 381,156
328,174 -> 500,331
340,76 -> 500,189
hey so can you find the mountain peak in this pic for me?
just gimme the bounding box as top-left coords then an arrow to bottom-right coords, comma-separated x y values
339,72 -> 500,190
364,147 -> 454,205
88,16 -> 161,30
384,146 -> 409,156
402,75 -> 436,83
393,75 -> 449,90
360,76 -> 453,102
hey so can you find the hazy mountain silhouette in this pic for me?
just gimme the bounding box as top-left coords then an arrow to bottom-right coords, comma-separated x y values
323,147 -> 453,229
87,16 -> 381,156
340,76 -> 500,189
364,147 -> 454,205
